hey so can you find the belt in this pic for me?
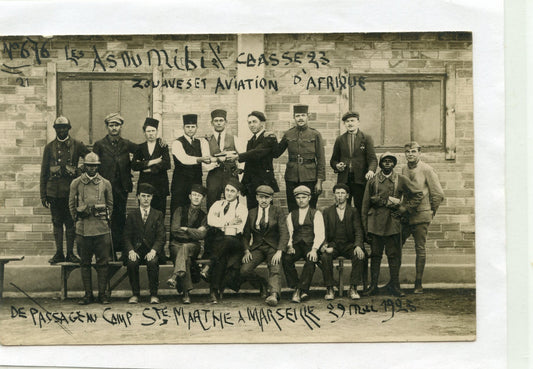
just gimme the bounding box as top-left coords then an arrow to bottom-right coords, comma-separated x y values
289,156 -> 315,164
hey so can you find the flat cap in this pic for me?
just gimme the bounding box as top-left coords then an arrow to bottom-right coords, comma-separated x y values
256,185 -> 274,197
249,111 -> 266,122
190,184 -> 207,196
225,177 -> 243,193
104,112 -> 124,125
342,111 -> 360,121
293,105 -> 308,114
143,117 -> 159,130
84,152 -> 101,165
137,183 -> 155,195
379,151 -> 398,168
53,116 -> 71,127
211,109 -> 227,120
293,185 -> 311,196
404,141 -> 421,150
183,114 -> 198,125
332,183 -> 350,193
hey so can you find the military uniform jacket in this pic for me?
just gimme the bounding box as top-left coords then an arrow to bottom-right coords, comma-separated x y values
243,205 -> 289,252
330,130 -> 377,185
322,204 -> 364,249
69,173 -> 113,237
131,141 -> 171,197
361,171 -> 423,237
401,160 -> 445,225
93,135 -> 138,193
124,207 -> 166,255
274,126 -> 326,182
239,131 -> 279,193
40,137 -> 89,199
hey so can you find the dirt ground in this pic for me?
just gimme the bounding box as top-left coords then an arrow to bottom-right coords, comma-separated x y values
0,288 -> 475,345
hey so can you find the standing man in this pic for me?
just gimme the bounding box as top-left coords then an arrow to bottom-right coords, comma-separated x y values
93,113 -> 138,260
204,109 -> 243,209
69,152 -> 113,305
41,116 -> 89,264
167,184 -> 208,304
361,152 -> 423,297
320,183 -> 366,300
274,105 -> 325,212
330,111 -> 377,211
401,142 -> 445,294
206,178 -> 248,303
132,118 -> 171,216
226,111 -> 279,210
282,185 -> 325,303
124,183 -> 166,305
241,185 -> 289,306
170,114 -> 211,218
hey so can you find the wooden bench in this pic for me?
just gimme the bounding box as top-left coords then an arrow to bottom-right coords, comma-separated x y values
0,256 -> 25,298
58,261 -> 124,300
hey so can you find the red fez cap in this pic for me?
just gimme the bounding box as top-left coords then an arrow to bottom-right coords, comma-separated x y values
293,105 -> 308,114
211,109 -> 227,120
143,117 -> 159,130
183,114 -> 198,125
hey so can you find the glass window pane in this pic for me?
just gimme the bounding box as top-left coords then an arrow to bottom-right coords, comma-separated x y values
412,81 -> 442,146
352,81 -> 382,145
60,81 -> 90,143
384,81 -> 410,146
92,81 -> 120,143
119,80 -> 152,143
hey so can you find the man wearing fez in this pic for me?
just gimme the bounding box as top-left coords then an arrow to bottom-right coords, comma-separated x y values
226,111 -> 279,210
320,183 -> 366,300
274,105 -> 325,212
167,184 -> 208,304
282,185 -> 325,303
170,114 -> 211,218
68,152 -> 113,305
93,113 -> 138,259
132,118 -> 171,216
241,185 -> 289,306
40,116 -> 89,264
204,109 -> 244,209
206,178 -> 248,303
361,152 -> 423,297
124,183 -> 166,304
330,111 -> 377,211
401,142 -> 444,293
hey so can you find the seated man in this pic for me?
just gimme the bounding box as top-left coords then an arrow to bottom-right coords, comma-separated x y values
241,185 -> 289,306
167,184 -> 208,304
282,185 -> 325,303
207,178 -> 248,303
124,183 -> 166,304
320,183 -> 366,300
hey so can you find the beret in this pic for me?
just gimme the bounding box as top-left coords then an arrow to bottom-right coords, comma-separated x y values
143,117 -> 159,130
256,185 -> 274,196
249,111 -> 266,122
293,105 -> 308,114
104,112 -> 124,125
293,185 -> 311,196
183,114 -> 198,125
342,111 -> 360,121
211,109 -> 227,120
53,116 -> 71,127
137,183 -> 155,195
332,183 -> 350,194
225,177 -> 243,193
190,184 -> 207,196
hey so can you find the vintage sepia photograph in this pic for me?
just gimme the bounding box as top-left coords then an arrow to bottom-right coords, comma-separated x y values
0,32 -> 475,345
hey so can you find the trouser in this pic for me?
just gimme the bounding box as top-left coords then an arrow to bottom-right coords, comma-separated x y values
401,222 -> 430,280
210,235 -> 244,291
240,244 -> 282,295
78,234 -> 111,296
206,168 -> 238,210
369,234 -> 401,287
345,176 -> 366,213
169,241 -> 201,292
127,250 -> 160,297
149,195 -> 167,218
285,181 -> 319,213
282,240 -> 317,291
321,242 -> 367,287
111,189 -> 128,253
49,197 -> 76,256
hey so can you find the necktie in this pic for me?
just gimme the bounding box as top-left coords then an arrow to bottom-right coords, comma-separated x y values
349,133 -> 355,157
223,201 -> 230,215
217,133 -> 221,148
259,208 -> 267,231
142,209 -> 148,223
250,134 -> 257,146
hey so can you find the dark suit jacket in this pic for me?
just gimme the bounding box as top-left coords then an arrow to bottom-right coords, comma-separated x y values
243,205 -> 289,252
322,204 -> 364,249
239,131 -> 279,193
123,207 -> 166,255
93,135 -> 138,193
330,130 -> 378,185
131,141 -> 171,197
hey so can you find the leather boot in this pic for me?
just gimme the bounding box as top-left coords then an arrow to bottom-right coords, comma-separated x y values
79,266 -> 94,305
209,288 -> 218,304
291,289 -> 301,303
65,227 -> 81,263
415,254 -> 426,294
97,265 -> 110,304
388,257 -> 405,297
414,278 -> 424,294
49,225 -> 65,264
362,258 -> 381,296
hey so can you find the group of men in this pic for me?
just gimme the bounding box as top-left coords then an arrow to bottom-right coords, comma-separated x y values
40,104 -> 444,306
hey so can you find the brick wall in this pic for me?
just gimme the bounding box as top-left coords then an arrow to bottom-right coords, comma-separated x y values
0,32 -> 474,257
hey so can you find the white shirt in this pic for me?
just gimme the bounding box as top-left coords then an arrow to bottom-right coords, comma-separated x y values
147,141 -> 156,156
286,207 -> 325,250
140,206 -> 150,221
335,205 -> 346,221
171,135 -> 209,166
255,205 -> 270,229
207,198 -> 248,234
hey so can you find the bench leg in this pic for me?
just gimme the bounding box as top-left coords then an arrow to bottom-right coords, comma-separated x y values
0,263 -> 5,299
337,259 -> 344,297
